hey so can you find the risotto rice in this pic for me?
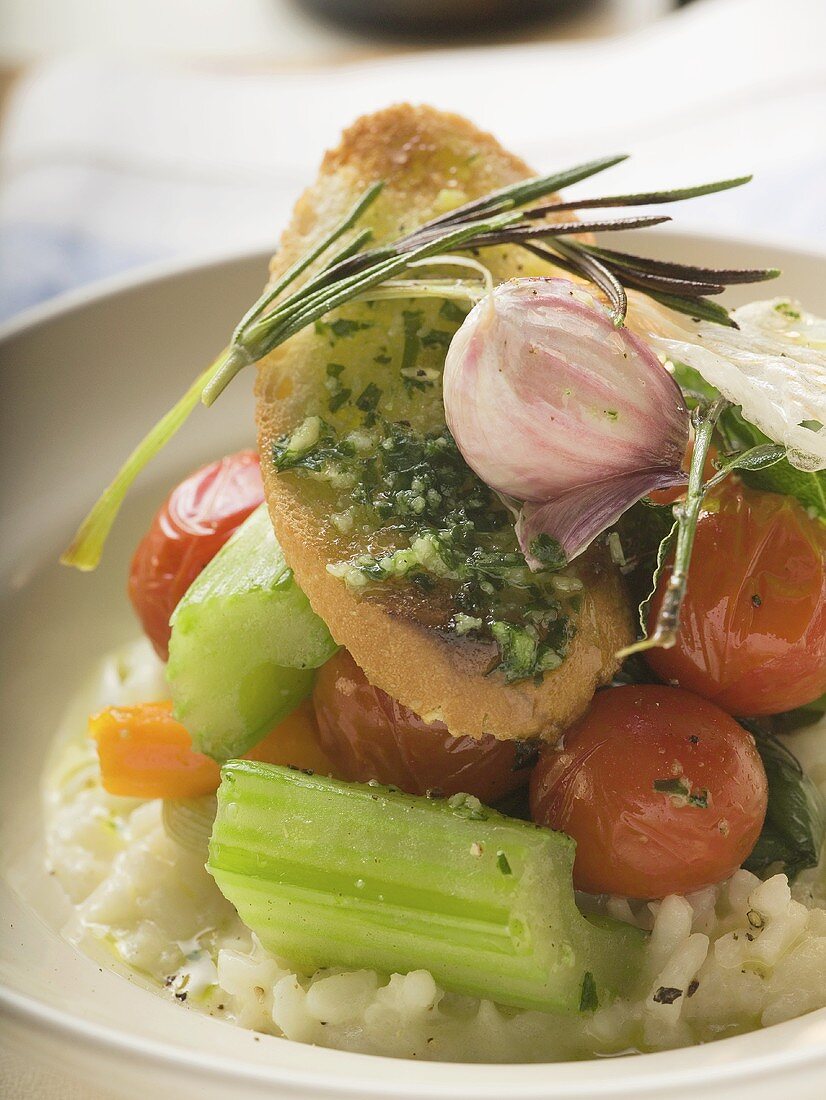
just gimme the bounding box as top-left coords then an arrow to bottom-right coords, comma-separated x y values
43,639 -> 826,1064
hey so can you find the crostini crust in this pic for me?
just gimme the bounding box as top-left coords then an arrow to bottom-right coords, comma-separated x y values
256,104 -> 633,741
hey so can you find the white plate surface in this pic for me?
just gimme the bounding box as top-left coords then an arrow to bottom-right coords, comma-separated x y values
1,234 -> 825,1099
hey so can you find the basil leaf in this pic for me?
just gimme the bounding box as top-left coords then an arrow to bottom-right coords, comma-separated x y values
743,455 -> 826,519
742,722 -> 826,881
717,406 -> 826,520
671,367 -> 826,521
610,500 -> 676,634
635,517 -> 678,635
612,499 -> 675,566
670,362 -> 720,406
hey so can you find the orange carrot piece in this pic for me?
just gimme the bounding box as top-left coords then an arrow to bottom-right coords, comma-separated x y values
89,701 -> 221,799
245,699 -> 338,777
90,698 -> 338,800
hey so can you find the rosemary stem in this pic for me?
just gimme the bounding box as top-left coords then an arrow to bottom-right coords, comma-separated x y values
204,212 -> 521,408
273,217 -> 514,343
420,153 -> 629,232
201,344 -> 255,407
664,398 -> 727,632
229,181 -> 384,342
619,397 -> 727,657
62,349 -> 232,569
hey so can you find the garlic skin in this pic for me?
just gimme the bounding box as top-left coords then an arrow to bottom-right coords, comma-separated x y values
443,279 -> 689,567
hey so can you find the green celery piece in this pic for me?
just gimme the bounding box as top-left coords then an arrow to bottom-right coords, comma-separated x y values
167,504 -> 337,760
208,762 -> 645,1014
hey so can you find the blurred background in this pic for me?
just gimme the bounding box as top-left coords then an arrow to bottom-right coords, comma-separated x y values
0,0 -> 823,323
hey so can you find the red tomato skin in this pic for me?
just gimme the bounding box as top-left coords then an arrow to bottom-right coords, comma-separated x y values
312,650 -> 531,802
128,450 -> 264,659
529,685 -> 768,899
647,481 -> 826,716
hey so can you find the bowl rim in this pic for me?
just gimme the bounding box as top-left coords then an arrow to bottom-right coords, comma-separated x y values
5,980 -> 826,1099
3,230 -> 826,1096
1,225 -> 823,347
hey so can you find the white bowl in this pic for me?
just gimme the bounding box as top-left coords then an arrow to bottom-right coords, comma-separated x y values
2,234 -> 825,1099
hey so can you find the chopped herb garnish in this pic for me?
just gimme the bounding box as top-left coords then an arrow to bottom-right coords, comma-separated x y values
496,851 -> 512,875
579,971 -> 598,1013
653,986 -> 683,1005
325,363 -> 352,413
408,570 -> 437,592
774,301 -> 801,320
440,299 -> 469,323
653,776 -> 709,808
355,382 -> 382,418
332,318 -> 371,338
401,309 -> 423,375
421,329 -> 453,350
315,317 -> 373,342
529,534 -> 567,571
328,389 -> 351,413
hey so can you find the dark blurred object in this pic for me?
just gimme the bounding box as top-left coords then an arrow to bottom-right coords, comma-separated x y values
297,0 -> 571,36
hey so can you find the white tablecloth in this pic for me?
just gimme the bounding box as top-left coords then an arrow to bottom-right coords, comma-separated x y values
1,0 -> 824,322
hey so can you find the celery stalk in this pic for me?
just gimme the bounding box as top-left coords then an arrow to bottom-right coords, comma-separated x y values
167,504 -> 337,760
208,762 -> 644,1014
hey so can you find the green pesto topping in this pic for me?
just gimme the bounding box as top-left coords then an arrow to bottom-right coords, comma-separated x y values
324,362 -> 350,413
421,329 -> 453,350
439,299 -> 470,323
529,534 -> 567,571
273,414 -> 577,683
773,301 -> 801,321
354,382 -> 382,425
653,776 -> 710,809
315,317 -> 373,341
401,309 -> 424,375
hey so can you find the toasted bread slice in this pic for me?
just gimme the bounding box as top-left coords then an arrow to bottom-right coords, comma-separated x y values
256,105 -> 633,741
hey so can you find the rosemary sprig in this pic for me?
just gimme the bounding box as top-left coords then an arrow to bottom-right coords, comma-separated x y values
63,155 -> 779,569
617,399 -> 786,658
523,175 -> 754,218
619,398 -> 727,657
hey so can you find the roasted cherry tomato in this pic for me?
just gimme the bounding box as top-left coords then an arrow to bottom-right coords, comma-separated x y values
312,650 -> 532,802
128,450 -> 264,659
646,480 -> 826,716
530,685 -> 767,898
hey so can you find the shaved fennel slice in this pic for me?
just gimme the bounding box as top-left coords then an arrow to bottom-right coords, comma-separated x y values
626,294 -> 826,472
